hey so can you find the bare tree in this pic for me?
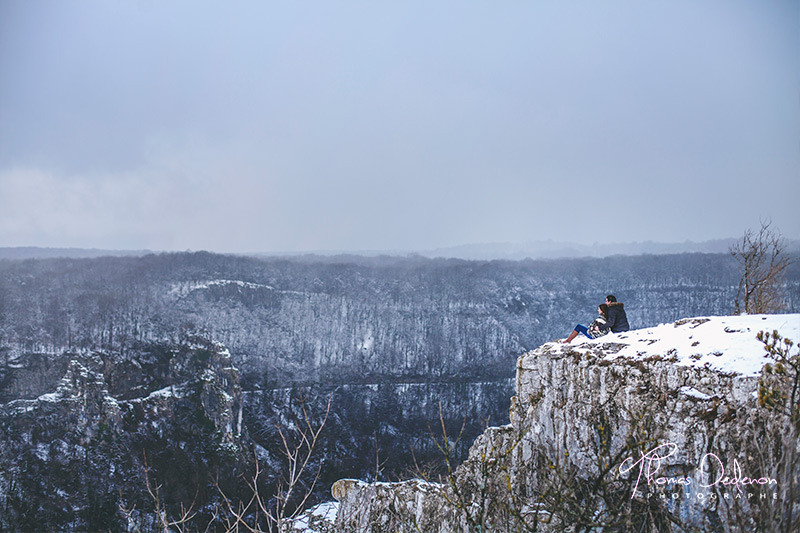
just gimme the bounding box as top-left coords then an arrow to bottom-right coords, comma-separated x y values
214,390 -> 332,532
122,390 -> 332,532
730,220 -> 793,314
120,451 -> 209,533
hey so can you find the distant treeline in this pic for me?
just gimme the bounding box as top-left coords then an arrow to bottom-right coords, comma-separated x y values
1,251 -> 798,388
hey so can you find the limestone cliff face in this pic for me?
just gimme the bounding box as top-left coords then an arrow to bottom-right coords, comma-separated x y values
0,338 -> 252,532
330,315 -> 800,532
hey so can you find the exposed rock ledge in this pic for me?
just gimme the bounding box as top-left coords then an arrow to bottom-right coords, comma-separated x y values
0,338 -> 252,531
300,314 -> 800,532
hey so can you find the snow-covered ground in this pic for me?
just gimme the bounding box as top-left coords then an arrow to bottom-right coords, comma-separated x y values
283,502 -> 339,532
565,313 -> 800,377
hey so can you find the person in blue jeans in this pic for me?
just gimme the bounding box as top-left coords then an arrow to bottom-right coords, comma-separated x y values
563,303 -> 610,343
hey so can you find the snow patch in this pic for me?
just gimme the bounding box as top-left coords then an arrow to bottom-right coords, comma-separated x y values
35,443 -> 50,461
564,314 -> 800,377
284,501 -> 339,532
145,384 -> 187,399
679,386 -> 713,400
38,392 -> 60,402
166,279 -> 310,301
168,279 -> 277,298
358,332 -> 375,352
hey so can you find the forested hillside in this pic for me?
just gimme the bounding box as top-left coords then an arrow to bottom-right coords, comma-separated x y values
3,251 -> 792,391
1,251 -> 798,529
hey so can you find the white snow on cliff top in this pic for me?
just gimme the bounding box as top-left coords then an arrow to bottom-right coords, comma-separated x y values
566,313 -> 800,377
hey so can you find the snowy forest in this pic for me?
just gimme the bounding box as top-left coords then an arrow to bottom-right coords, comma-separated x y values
4,251 -> 787,385
1,251 -> 798,530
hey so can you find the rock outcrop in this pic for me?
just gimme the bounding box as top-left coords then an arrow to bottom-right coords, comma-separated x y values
0,338 -> 253,532
329,314 -> 800,532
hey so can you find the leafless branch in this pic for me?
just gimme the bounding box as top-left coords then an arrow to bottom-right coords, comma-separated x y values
730,220 -> 793,314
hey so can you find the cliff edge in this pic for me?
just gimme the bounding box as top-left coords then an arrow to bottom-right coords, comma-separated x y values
312,314 -> 800,532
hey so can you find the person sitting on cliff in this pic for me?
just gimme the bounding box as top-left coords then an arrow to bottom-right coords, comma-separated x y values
604,294 -> 630,333
563,303 -> 610,343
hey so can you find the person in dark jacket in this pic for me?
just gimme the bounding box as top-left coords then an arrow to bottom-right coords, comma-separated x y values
604,294 -> 630,333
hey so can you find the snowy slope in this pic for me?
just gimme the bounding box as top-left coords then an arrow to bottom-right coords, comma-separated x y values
565,313 -> 800,377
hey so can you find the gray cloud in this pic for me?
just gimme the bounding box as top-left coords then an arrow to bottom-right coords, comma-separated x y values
1,0 -> 798,253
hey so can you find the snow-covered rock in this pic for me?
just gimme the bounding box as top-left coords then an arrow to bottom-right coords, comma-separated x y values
282,501 -> 340,532
329,314 -> 800,531
569,313 -> 800,377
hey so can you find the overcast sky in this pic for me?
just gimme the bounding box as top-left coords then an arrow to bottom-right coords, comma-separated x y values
1,0 -> 797,254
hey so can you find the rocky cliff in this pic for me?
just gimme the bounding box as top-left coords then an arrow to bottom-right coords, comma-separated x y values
0,338 -> 253,532
325,314 -> 800,532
